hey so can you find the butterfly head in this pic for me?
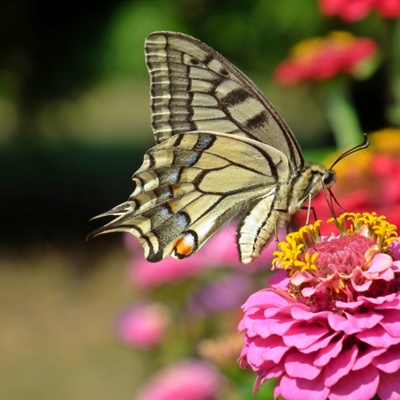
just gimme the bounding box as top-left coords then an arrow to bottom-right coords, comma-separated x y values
299,162 -> 335,200
323,170 -> 336,188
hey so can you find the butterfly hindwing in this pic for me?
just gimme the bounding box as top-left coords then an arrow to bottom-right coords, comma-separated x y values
90,131 -> 290,262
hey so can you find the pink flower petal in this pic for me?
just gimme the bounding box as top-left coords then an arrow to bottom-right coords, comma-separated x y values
264,305 -> 290,318
352,279 -> 372,292
373,344 -> 400,373
241,289 -> 290,311
290,306 -> 331,322
285,352 -> 322,379
267,318 -> 298,336
302,331 -> 341,354
329,365 -> 379,400
323,344 -> 358,387
314,336 -> 344,367
376,267 -> 395,281
250,318 -> 279,338
328,313 -> 360,334
375,296 -> 400,310
246,338 -> 272,368
392,261 -> 400,272
273,384 -> 281,399
258,334 -> 290,363
279,374 -> 330,400
268,269 -> 290,289
353,347 -> 386,371
367,253 -> 393,274
380,309 -> 400,337
377,370 -> 400,400
290,270 -> 309,285
345,309 -> 382,330
283,324 -> 330,349
335,299 -> 364,310
358,293 -> 397,306
389,240 -> 400,260
246,313 -> 296,338
356,325 -> 400,348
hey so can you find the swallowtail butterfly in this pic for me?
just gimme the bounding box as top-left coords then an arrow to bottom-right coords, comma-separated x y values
89,31 -> 338,264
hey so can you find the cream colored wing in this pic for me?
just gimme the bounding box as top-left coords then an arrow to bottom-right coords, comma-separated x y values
145,31 -> 304,169
89,132 -> 290,262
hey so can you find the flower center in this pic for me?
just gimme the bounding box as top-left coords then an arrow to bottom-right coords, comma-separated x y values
309,235 -> 375,274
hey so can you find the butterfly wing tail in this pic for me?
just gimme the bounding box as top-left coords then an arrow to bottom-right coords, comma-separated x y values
86,202 -> 136,240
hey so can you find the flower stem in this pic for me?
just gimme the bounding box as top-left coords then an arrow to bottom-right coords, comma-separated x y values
323,80 -> 362,150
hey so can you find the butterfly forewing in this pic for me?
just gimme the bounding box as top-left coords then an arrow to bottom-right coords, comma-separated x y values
89,31 -> 331,264
145,32 -> 304,168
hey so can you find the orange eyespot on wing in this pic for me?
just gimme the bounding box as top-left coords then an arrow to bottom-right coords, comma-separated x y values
172,231 -> 198,258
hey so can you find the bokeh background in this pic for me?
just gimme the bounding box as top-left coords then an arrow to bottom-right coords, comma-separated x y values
1,1 -> 399,399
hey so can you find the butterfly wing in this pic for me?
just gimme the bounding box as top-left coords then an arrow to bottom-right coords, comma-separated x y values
89,32 -> 325,263
145,31 -> 304,169
89,132 -> 290,262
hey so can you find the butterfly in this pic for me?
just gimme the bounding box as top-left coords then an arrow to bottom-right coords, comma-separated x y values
88,31 -> 337,264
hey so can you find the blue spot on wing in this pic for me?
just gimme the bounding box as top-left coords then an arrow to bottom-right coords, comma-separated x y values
196,134 -> 215,150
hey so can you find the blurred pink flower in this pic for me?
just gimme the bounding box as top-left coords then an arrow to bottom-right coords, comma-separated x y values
117,303 -> 170,349
128,253 -> 211,288
239,213 -> 400,399
126,224 -> 280,288
198,224 -> 282,270
136,359 -> 225,400
320,0 -> 400,21
274,32 -> 377,85
190,273 -> 253,316
124,233 -> 142,252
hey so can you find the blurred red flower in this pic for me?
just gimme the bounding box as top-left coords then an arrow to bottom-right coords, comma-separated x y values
296,129 -> 400,234
274,32 -> 377,85
320,0 -> 400,21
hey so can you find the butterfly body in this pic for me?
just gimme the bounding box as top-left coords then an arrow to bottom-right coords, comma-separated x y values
89,32 -> 335,264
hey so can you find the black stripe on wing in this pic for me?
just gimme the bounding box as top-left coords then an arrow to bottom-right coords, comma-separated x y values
145,31 -> 304,169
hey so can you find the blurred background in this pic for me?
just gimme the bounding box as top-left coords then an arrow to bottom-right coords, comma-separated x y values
1,1 -> 399,399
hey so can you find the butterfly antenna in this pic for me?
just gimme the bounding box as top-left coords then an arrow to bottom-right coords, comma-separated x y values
329,188 -> 346,212
329,132 -> 370,171
323,134 -> 369,223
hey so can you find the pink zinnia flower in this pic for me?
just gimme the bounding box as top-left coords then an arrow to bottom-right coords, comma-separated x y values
320,0 -> 400,21
117,303 -> 170,349
136,359 -> 225,400
274,32 -> 377,85
239,213 -> 400,399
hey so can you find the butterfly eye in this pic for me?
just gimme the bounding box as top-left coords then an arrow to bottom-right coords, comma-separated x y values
323,171 -> 336,187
